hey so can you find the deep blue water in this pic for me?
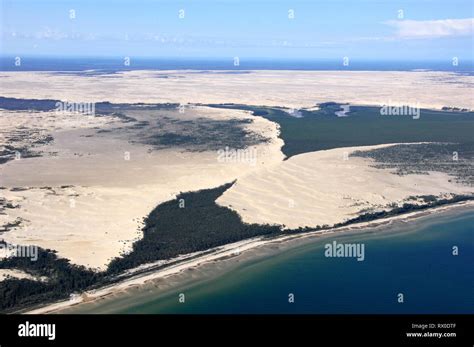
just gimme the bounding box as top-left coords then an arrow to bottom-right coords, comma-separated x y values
1,56 -> 473,73
72,210 -> 474,314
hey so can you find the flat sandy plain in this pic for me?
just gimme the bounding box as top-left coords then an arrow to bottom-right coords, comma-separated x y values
1,70 -> 473,109
0,69 -> 473,282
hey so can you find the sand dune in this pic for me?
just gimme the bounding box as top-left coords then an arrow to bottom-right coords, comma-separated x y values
217,144 -> 474,229
0,106 -> 283,270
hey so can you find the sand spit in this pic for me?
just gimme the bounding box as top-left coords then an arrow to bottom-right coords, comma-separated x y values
1,70 -> 473,110
217,144 -> 474,229
0,106 -> 284,270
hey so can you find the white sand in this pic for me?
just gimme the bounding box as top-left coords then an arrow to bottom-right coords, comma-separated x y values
1,69 -> 472,311
1,69 -> 472,271
0,106 -> 283,270
0,269 -> 47,282
217,144 -> 474,229
0,70 -> 472,110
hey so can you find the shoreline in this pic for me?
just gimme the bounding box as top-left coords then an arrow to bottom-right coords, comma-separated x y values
23,199 -> 474,314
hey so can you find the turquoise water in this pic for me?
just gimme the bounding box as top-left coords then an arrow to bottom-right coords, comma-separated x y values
73,211 -> 474,314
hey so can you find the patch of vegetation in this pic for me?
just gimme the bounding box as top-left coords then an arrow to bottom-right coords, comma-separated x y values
0,99 -> 186,164
135,117 -> 266,151
93,102 -> 180,123
0,197 -> 18,214
351,143 -> 474,185
206,103 -> 474,158
335,194 -> 474,225
107,182 -> 282,273
0,217 -> 23,232
0,244 -> 103,312
94,101 -> 179,113
1,98 -> 270,156
0,132 -> 53,164
0,97 -> 60,111
0,97 -> 178,117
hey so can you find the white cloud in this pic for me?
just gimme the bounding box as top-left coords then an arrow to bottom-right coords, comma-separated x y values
386,18 -> 474,38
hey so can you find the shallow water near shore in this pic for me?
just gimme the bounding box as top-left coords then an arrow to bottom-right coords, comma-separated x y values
64,209 -> 474,314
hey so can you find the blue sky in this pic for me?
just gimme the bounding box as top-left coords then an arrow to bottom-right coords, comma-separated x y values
1,0 -> 473,60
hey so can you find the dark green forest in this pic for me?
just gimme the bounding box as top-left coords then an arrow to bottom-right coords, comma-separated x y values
207,103 -> 474,158
106,182 -> 282,273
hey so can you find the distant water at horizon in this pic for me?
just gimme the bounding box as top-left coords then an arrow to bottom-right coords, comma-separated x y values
68,209 -> 474,314
1,57 -> 473,73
